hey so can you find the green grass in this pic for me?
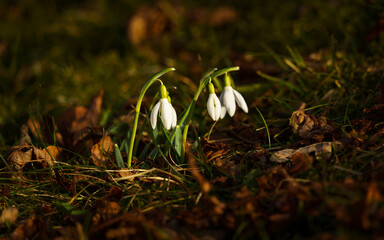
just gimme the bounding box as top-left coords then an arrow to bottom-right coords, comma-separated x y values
1,0 -> 384,238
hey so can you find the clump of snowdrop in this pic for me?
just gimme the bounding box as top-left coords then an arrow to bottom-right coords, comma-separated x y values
219,73 -> 248,118
206,82 -> 221,121
150,84 -> 177,130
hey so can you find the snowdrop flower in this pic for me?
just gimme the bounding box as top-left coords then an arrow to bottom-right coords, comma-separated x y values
150,84 -> 177,130
207,82 -> 221,121
219,73 -> 248,118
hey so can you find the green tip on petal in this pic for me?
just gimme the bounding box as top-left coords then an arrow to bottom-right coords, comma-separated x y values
160,84 -> 168,99
224,73 -> 232,87
208,82 -> 215,94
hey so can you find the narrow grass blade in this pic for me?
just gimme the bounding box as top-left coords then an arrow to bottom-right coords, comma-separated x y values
255,106 -> 271,148
114,144 -> 125,168
174,125 -> 182,158
257,70 -> 303,94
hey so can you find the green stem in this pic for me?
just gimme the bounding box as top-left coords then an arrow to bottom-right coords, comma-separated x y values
179,66 -> 240,161
127,68 -> 175,168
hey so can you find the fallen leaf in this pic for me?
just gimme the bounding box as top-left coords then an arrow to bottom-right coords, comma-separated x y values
288,152 -> 313,174
43,145 -> 62,164
7,144 -> 55,172
270,141 -> 342,163
57,89 -> 103,148
208,7 -> 238,26
92,199 -> 122,226
106,186 -> 123,202
270,149 -> 296,163
200,138 -> 230,162
128,6 -> 170,46
0,207 -> 18,227
10,214 -> 45,240
290,102 -> 336,141
91,134 -> 115,168
365,181 -> 383,206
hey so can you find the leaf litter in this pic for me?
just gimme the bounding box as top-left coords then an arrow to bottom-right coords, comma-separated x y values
2,4 -> 384,239
3,82 -> 384,239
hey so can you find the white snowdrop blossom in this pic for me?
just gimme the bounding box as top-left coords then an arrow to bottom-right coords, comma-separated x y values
150,85 -> 177,130
219,74 -> 248,118
207,93 -> 221,121
206,82 -> 221,121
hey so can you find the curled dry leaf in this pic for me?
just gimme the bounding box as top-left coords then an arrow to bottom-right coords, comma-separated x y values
270,141 -> 342,163
290,102 -> 336,141
0,207 -> 19,226
91,134 -> 114,168
43,145 -> 62,163
7,144 -> 55,172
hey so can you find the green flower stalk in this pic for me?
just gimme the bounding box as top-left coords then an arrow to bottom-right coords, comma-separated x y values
127,68 -> 175,168
178,67 -> 240,161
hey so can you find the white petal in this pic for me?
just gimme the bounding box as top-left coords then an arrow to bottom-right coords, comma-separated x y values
213,95 -> 222,120
233,89 -> 248,113
207,93 -> 221,121
223,86 -> 236,117
170,104 -> 177,129
160,98 -> 173,130
219,92 -> 226,119
150,101 -> 161,129
207,94 -> 217,121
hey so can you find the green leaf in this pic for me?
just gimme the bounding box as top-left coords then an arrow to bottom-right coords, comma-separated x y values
174,125 -> 182,157
114,144 -> 125,168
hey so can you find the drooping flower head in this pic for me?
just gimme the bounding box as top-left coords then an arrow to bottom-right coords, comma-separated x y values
219,73 -> 248,119
150,84 -> 177,130
207,82 -> 221,121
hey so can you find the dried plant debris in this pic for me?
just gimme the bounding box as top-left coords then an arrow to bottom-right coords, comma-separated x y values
290,102 -> 337,141
91,134 -> 115,168
270,141 -> 342,163
0,207 -> 19,227
57,89 -> 104,148
7,145 -> 55,171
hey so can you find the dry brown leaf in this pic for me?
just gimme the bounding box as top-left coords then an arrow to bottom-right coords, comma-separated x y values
208,7 -> 238,26
366,181 -> 383,206
200,138 -> 230,162
290,102 -> 336,141
42,146 -> 62,164
91,134 -> 114,168
57,89 -> 103,148
128,6 -> 169,45
106,186 -> 123,202
0,207 -> 18,227
270,141 -> 342,163
270,149 -> 296,163
288,152 -> 313,174
92,200 -> 122,226
10,214 -> 44,240
7,144 -> 55,172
